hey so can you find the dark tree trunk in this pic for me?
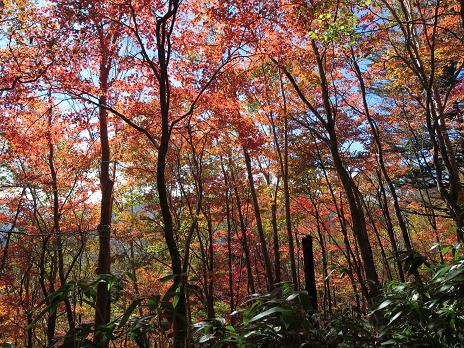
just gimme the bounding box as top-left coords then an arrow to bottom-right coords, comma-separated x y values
268,96 -> 298,288
328,131 -> 380,303
94,46 -> 114,347
302,235 -> 318,311
316,140 -> 370,301
278,41 -> 381,303
205,210 -> 215,319
230,158 -> 256,294
243,148 -> 274,289
157,49 -> 187,348
271,202 -> 281,284
27,315 -> 33,348
157,109 -> 186,348
310,198 -> 332,313
360,191 -> 393,281
351,51 -> 416,283
221,159 -> 235,320
376,170 -> 405,282
47,106 -> 75,337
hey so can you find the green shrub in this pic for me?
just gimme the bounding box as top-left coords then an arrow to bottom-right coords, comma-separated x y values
376,246 -> 464,347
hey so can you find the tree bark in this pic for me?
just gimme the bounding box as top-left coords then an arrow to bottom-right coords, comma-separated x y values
302,235 -> 318,311
243,148 -> 274,289
47,106 -> 75,339
271,201 -> 282,284
94,57 -> 114,347
230,157 -> 256,294
221,158 -> 235,320
269,108 -> 298,288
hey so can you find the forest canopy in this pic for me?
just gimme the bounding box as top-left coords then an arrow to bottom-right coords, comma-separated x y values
0,0 -> 463,347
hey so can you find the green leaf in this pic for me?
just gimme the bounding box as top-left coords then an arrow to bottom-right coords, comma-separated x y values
118,298 -> 143,328
125,271 -> 137,283
148,295 -> 160,309
199,334 -> 215,343
286,292 -> 300,301
225,325 -> 235,333
249,306 -> 291,323
172,286 -> 181,308
281,310 -> 295,329
441,245 -> 452,255
159,274 -> 176,283
376,300 -> 392,311
388,311 -> 402,326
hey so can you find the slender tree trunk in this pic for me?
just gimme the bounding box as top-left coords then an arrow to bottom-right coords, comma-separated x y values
0,188 -> 24,272
205,210 -> 215,318
157,117 -> 186,348
221,158 -> 235,320
329,140 -> 380,301
320,233 -> 332,313
376,170 -> 405,282
94,36 -> 115,345
382,0 -> 463,240
26,312 -> 33,348
419,187 -> 444,263
157,60 -> 187,348
269,77 -> 298,287
314,140 -> 370,301
230,158 -> 255,294
279,41 -> 380,302
36,235 -> 55,345
352,52 -> 417,283
271,201 -> 282,284
154,8 -> 189,344
243,148 -> 274,289
310,198 -> 331,313
360,191 -> 393,281
47,105 -> 75,336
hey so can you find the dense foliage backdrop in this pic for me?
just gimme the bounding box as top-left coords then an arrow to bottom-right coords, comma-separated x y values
0,0 -> 463,346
